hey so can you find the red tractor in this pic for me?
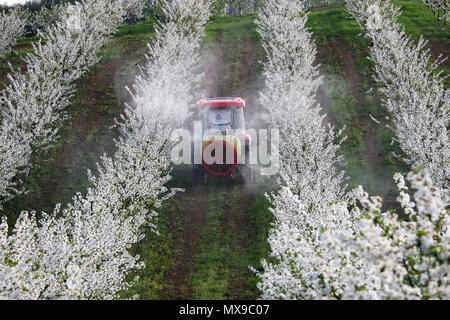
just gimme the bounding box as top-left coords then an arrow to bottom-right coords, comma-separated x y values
191,97 -> 253,184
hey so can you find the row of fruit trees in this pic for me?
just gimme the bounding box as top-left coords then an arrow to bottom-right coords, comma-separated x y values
0,0 -> 448,299
254,0 -> 448,299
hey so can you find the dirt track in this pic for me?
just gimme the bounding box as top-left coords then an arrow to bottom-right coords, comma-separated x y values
317,36 -> 397,207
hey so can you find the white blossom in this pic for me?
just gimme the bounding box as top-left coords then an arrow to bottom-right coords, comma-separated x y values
256,0 -> 348,215
0,8 -> 27,58
257,169 -> 449,299
421,1 -> 449,24
123,0 -> 145,25
345,0 -> 449,188
253,0 -> 357,300
28,4 -> 66,34
254,0 -> 449,300
332,169 -> 450,299
0,0 -> 212,299
0,0 -> 124,207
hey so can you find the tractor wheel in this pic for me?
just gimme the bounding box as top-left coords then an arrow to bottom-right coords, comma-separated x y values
191,140 -> 205,186
192,164 -> 205,186
239,145 -> 254,183
239,164 -> 254,183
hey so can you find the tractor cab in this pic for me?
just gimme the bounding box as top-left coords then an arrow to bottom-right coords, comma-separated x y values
192,97 -> 253,183
195,97 -> 246,134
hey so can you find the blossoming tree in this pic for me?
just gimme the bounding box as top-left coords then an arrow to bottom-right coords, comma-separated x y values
253,0 -> 449,300
256,0 -> 347,214
123,0 -> 145,26
0,8 -> 27,58
345,0 -> 449,189
0,0 -> 124,208
0,0 -> 212,299
256,168 -> 449,299
422,0 -> 449,24
253,0 -> 356,299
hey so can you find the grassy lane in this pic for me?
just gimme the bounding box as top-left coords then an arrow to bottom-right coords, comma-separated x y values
124,179 -> 273,300
202,15 -> 265,121
314,32 -> 405,208
124,15 -> 273,299
190,183 -> 272,299
190,184 -> 233,299
160,187 -> 209,299
187,16 -> 271,299
121,201 -> 174,300
121,188 -> 207,300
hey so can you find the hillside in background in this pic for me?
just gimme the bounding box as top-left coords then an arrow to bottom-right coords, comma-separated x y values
0,0 -> 448,299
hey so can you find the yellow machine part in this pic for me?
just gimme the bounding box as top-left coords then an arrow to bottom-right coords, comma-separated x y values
202,135 -> 243,157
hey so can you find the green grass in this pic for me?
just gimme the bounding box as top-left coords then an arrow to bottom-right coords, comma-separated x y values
308,0 -> 449,77
190,187 -> 231,299
189,183 -> 273,300
120,180 -> 273,300
396,0 -> 449,40
308,6 -> 361,36
120,199 -> 175,300
245,193 -> 275,285
116,18 -> 157,37
204,14 -> 264,97
308,1 -> 449,39
205,14 -> 260,43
